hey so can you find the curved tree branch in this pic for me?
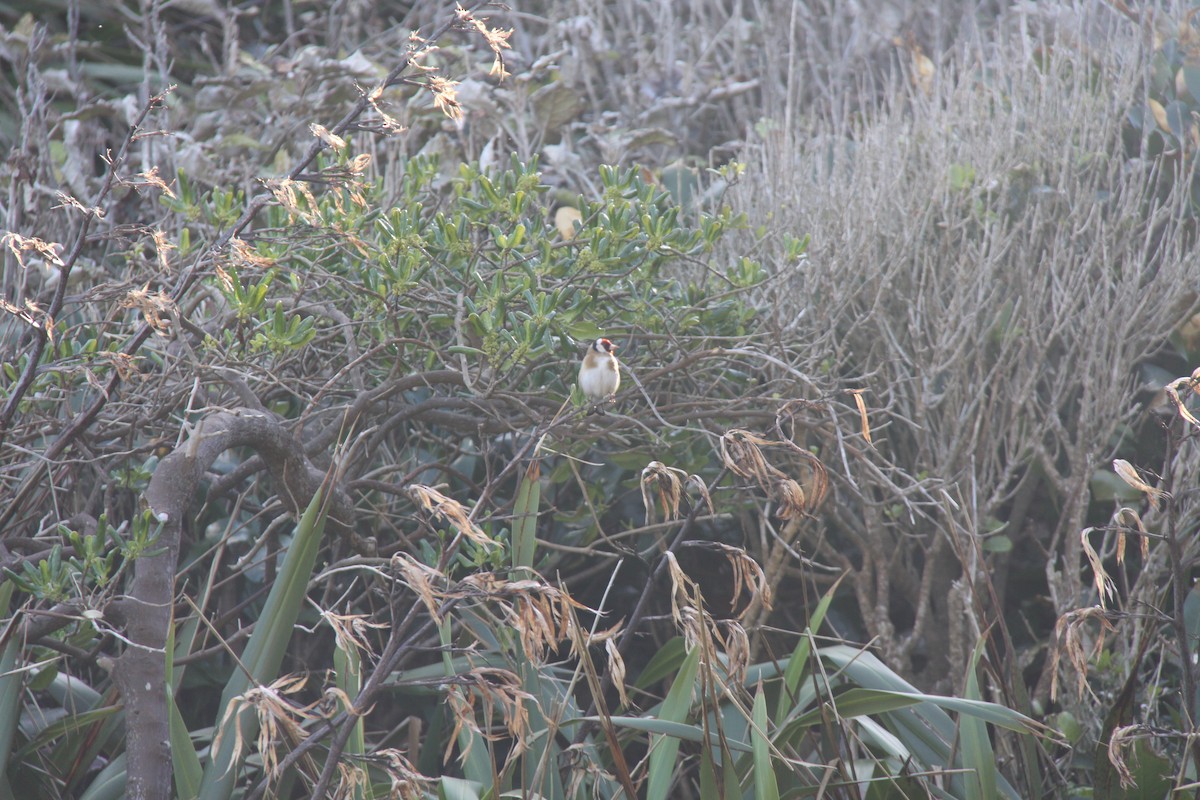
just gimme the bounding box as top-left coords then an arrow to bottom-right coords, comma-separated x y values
113,407 -> 350,799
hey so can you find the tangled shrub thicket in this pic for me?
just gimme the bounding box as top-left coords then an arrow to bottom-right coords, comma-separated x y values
4,0 -> 1200,795
0,2 -> 864,792
728,0 -> 1200,783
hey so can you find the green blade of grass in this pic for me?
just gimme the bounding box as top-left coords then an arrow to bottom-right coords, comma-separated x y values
699,746 -> 719,800
775,575 -> 842,724
634,636 -> 686,689
646,645 -> 701,799
334,644 -> 367,800
170,685 -> 202,800
571,715 -> 752,753
0,581 -> 20,789
166,614 -> 203,800
511,461 -> 540,571
751,680 -> 779,800
0,644 -> 20,790
960,639 -> 997,800
440,618 -> 493,792
77,753 -> 127,800
197,485 -> 330,800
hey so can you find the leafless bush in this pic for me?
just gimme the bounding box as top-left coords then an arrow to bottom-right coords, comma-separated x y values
728,3 -> 1198,699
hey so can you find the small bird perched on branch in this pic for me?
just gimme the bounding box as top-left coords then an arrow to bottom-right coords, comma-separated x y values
579,337 -> 620,410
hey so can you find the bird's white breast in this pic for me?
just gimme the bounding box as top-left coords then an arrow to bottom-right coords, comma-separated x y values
580,355 -> 619,398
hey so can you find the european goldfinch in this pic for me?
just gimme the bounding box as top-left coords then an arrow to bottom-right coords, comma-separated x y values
579,338 -> 620,406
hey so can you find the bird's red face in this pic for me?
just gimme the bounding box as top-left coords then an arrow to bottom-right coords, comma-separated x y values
596,338 -> 617,354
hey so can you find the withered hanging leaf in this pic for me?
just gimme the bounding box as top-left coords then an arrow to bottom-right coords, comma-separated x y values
310,123 -> 347,151
719,429 -> 778,483
773,478 -> 806,520
1164,370 -> 1200,430
214,674 -> 319,779
799,451 -> 829,512
687,474 -> 715,516
664,551 -> 705,650
407,484 -> 496,549
264,177 -> 321,225
151,229 -> 175,272
1107,724 -> 1141,789
1049,606 -> 1114,701
1113,507 -> 1149,564
135,166 -> 176,198
721,428 -> 827,517
391,554 -> 447,623
700,542 -> 772,616
427,76 -> 463,123
605,639 -> 629,708
454,2 -> 512,79
1111,459 -> 1163,509
96,351 -> 138,381
848,389 -> 871,443
1,299 -> 54,340
1080,528 -> 1116,609
373,749 -> 432,800
0,232 -> 64,267
319,607 -> 387,659
53,191 -> 104,218
120,283 -> 176,335
640,461 -> 683,525
720,620 -> 750,687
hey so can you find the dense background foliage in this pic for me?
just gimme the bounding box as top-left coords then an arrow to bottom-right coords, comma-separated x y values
2,0 -> 1200,797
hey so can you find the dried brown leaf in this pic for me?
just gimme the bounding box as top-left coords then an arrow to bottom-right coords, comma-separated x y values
428,76 -> 463,123
1165,373 -> 1200,429
135,166 -> 176,198
1113,507 -> 1150,565
720,620 -> 750,687
664,551 -> 704,649
310,123 -> 347,151
1,298 -> 54,340
228,237 -> 275,270
455,3 -> 512,79
213,674 -> 319,780
374,749 -> 432,800
391,554 -> 446,623
1,232 -> 64,267
685,480 -> 712,519
1107,724 -> 1141,789
1050,606 -> 1115,701
150,229 -> 175,272
605,638 -> 630,708
848,388 -> 871,443
640,461 -> 683,524
119,284 -> 176,335
1112,459 -> 1163,509
1080,528 -> 1116,609
407,484 -> 495,549
96,351 -> 138,381
319,608 -> 387,662
774,478 -> 806,520
719,429 -> 778,483
333,762 -> 370,800
53,191 -> 104,217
